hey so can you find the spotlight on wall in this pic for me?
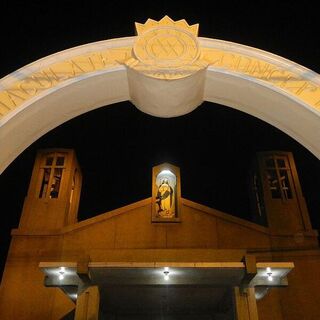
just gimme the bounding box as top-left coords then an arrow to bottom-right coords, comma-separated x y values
266,267 -> 273,282
164,267 -> 170,281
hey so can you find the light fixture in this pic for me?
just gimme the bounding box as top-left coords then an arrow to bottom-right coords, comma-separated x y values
58,266 -> 65,280
266,267 -> 273,281
163,267 -> 170,281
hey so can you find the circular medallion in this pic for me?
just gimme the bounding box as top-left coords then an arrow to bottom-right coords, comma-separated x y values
133,27 -> 200,68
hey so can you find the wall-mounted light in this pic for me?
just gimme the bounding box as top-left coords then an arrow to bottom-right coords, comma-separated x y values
164,267 -> 170,281
266,267 -> 273,282
58,267 -> 65,280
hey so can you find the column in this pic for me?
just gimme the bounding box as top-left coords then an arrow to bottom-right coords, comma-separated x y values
234,287 -> 259,320
74,286 -> 100,320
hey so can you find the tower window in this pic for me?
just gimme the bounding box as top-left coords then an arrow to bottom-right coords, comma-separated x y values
266,169 -> 281,199
39,168 -> 51,198
265,155 -> 293,200
56,156 -> 65,166
45,157 -> 53,166
69,169 -> 77,205
39,153 -> 66,199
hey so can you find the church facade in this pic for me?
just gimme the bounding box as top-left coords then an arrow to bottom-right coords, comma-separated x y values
0,148 -> 319,319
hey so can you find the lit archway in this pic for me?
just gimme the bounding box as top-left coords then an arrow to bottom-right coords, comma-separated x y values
1,16 -> 319,173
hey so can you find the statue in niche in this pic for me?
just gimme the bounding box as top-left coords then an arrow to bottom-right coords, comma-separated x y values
156,178 -> 175,218
152,164 -> 180,222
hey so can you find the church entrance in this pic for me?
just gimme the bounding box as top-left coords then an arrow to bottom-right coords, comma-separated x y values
92,266 -> 237,319
100,285 -> 235,319
40,260 -> 293,319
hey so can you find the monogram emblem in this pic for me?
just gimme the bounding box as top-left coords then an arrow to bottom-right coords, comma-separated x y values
149,36 -> 184,59
134,28 -> 199,68
125,16 -> 207,80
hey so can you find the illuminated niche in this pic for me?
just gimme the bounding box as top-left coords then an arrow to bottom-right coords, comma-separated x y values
152,163 -> 181,222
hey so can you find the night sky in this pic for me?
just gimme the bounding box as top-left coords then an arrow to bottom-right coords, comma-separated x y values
1,1 -> 320,276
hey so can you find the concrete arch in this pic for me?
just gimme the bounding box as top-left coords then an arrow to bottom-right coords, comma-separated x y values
1,23 -> 320,173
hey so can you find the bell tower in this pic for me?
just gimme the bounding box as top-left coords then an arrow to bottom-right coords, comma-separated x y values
250,151 -> 318,248
19,149 -> 82,231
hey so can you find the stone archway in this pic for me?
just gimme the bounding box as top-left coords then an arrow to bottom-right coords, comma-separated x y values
1,16 -> 320,173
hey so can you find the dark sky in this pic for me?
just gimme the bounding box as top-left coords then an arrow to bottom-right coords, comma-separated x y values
1,1 -> 320,275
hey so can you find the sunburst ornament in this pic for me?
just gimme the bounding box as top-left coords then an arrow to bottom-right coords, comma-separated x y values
135,16 -> 199,36
125,16 -> 207,80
